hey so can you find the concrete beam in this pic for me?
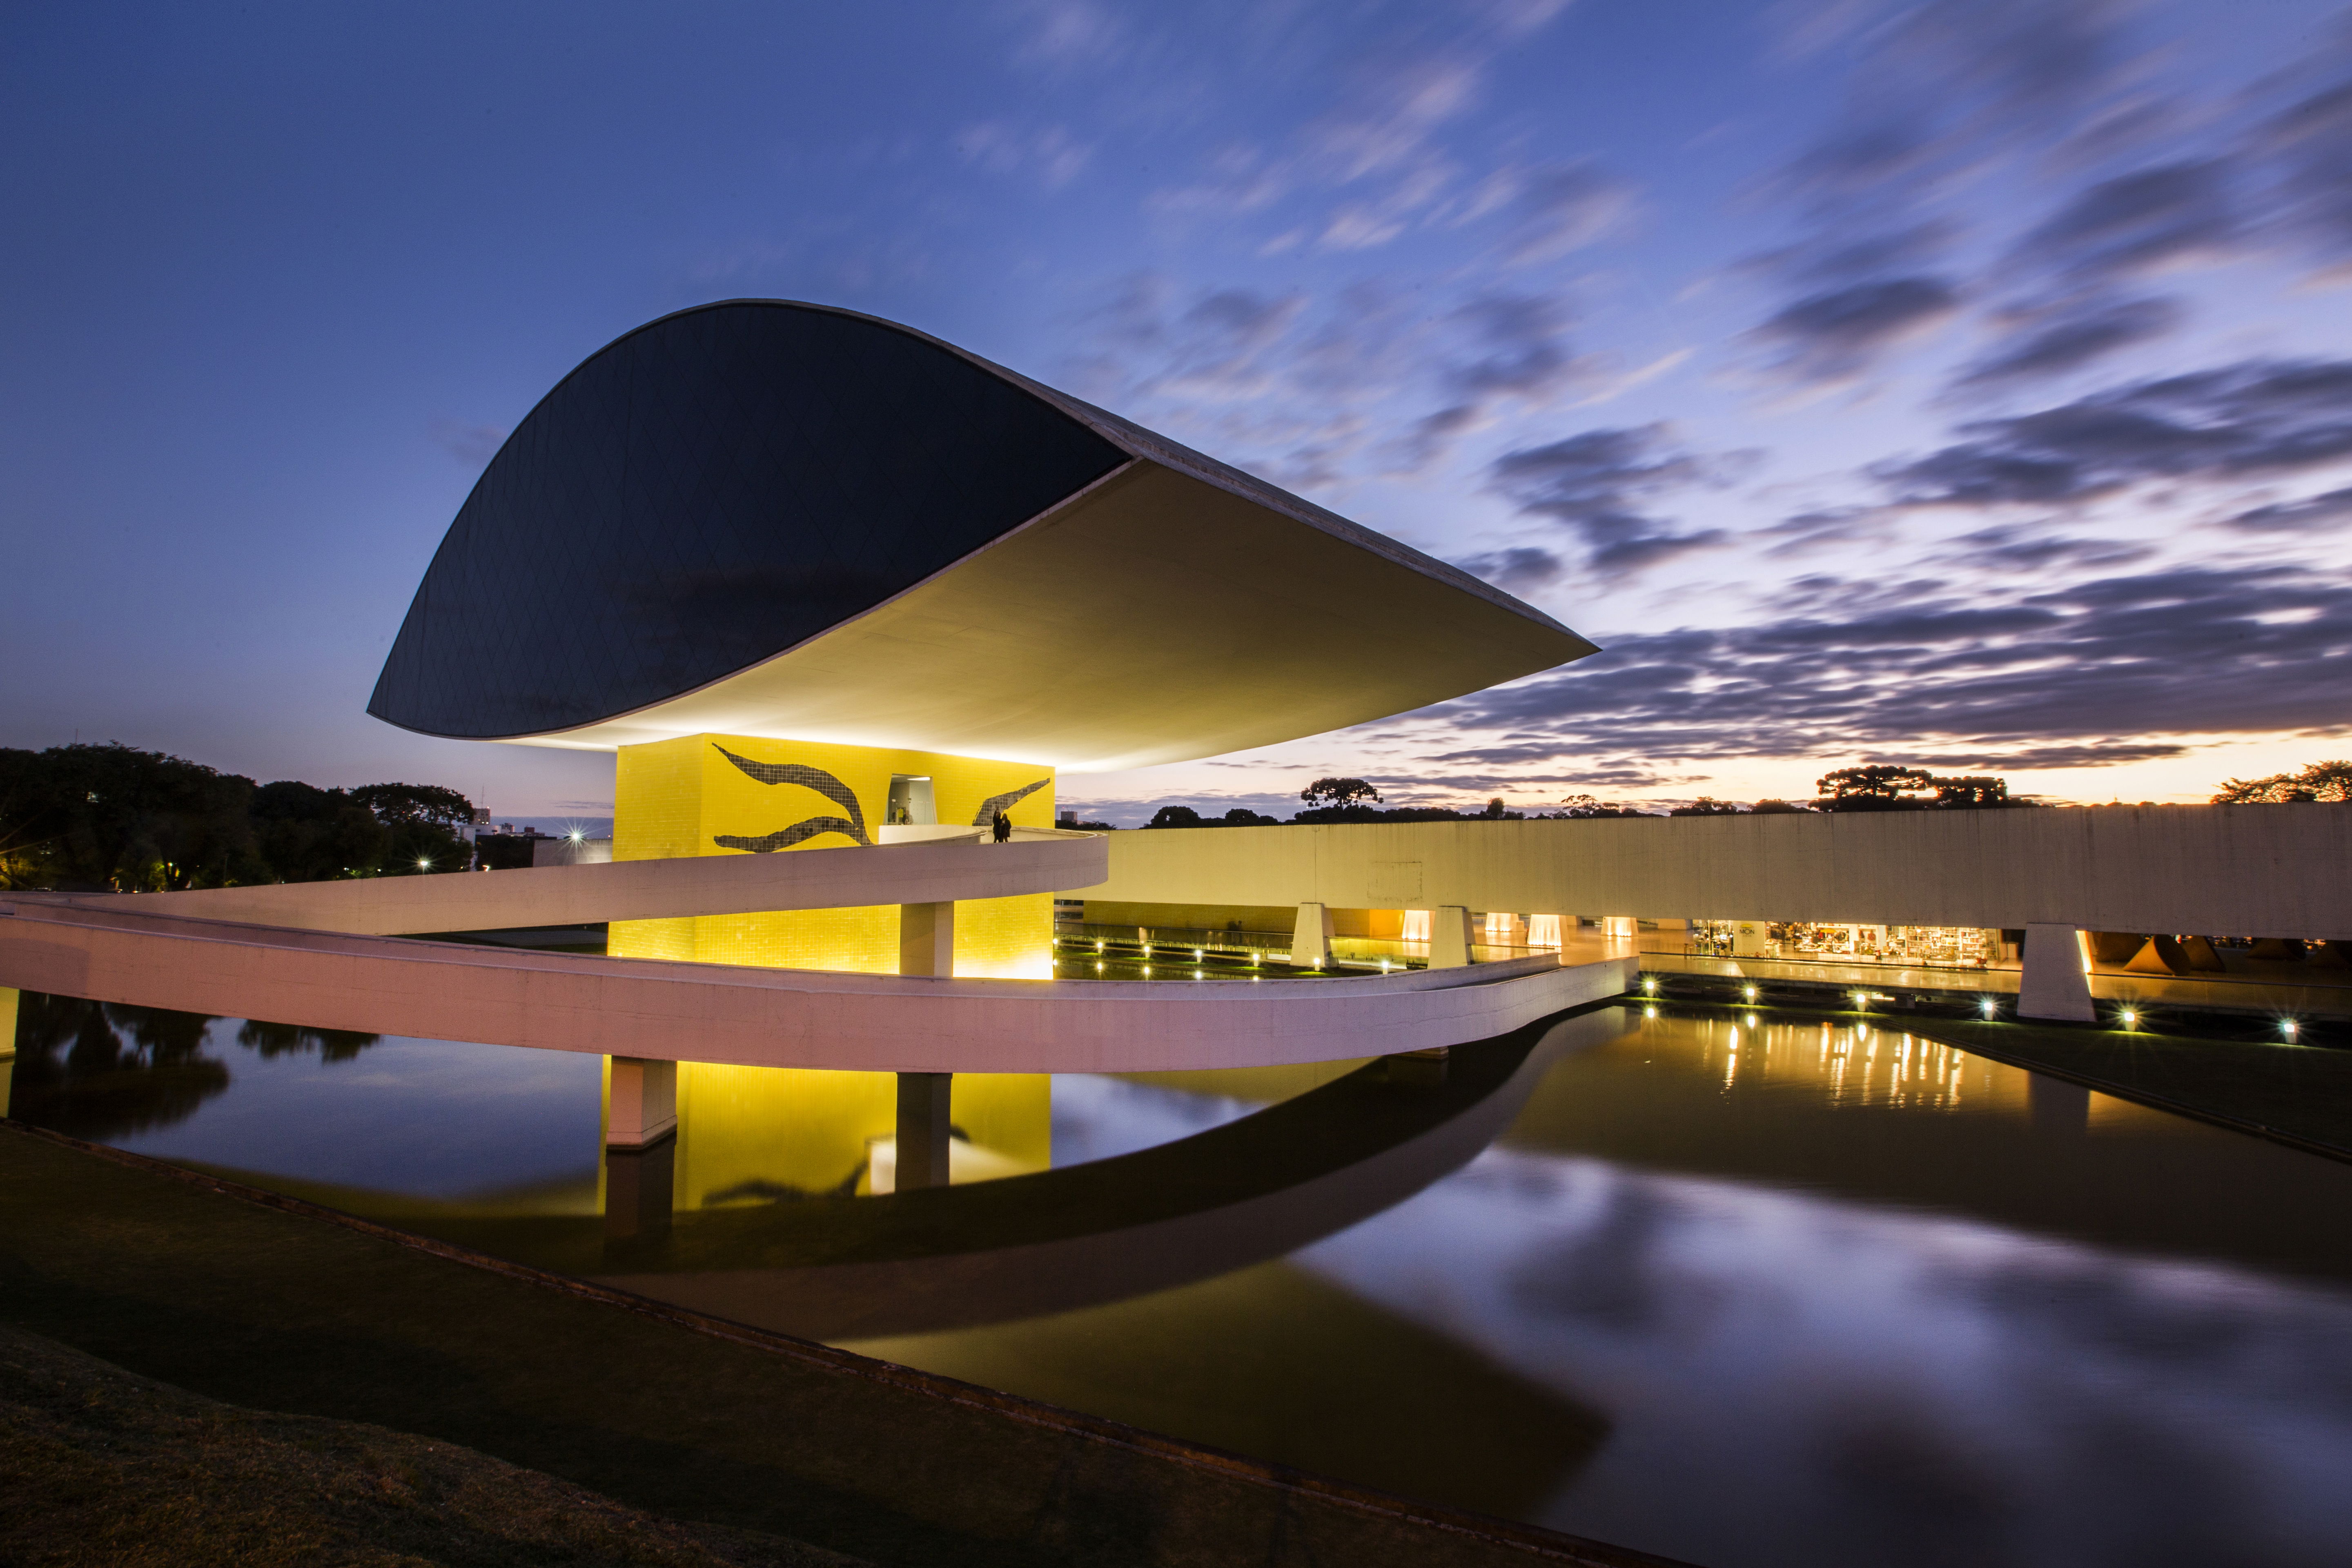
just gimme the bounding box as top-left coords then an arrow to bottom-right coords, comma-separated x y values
2017,924 -> 2096,1022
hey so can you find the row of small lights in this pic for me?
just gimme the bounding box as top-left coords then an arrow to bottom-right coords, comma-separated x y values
1638,972 -> 2303,1041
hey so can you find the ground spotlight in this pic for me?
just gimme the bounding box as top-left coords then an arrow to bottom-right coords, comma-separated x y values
1979,997 -> 1998,1018
2282,1018 -> 2301,1041
1742,984 -> 1757,1001
2118,1007 -> 2138,1029
1641,977 -> 1658,994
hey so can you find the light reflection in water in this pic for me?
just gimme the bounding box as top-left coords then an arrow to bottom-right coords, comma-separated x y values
7,996 -> 2352,1565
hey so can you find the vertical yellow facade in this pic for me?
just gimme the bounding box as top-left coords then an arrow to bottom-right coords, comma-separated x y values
608,732 -> 1056,979
668,1063 -> 1050,1202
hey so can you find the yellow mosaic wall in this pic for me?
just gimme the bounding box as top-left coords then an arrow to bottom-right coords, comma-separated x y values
595,1059 -> 1052,1205
666,1063 -> 1050,1204
608,732 -> 1056,978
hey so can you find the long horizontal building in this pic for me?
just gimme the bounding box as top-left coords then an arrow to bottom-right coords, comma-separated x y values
1080,804 -> 2352,1022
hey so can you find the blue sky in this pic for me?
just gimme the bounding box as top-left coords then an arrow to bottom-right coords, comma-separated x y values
6,0 -> 2351,824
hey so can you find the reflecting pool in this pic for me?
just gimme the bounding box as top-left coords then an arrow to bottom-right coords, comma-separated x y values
9,992 -> 2352,1568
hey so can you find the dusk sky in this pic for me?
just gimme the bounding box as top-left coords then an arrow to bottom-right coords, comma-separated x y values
7,0 -> 2351,825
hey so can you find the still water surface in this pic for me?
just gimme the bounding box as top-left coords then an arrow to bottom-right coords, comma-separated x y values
9,994 -> 2352,1568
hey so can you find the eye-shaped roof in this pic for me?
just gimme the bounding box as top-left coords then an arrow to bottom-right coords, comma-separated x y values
368,300 -> 1595,769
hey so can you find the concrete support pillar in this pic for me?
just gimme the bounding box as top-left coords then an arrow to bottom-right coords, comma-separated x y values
896,1071 -> 953,1189
603,1138 -> 675,1242
606,1056 -> 677,1148
899,901 -> 955,977
2018,923 -> 2095,1022
1430,905 -> 1474,969
0,986 -> 15,1119
1290,902 -> 1334,969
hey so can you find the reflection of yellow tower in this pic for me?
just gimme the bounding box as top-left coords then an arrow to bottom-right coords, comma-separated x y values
608,733 -> 1056,978
664,1063 -> 1050,1203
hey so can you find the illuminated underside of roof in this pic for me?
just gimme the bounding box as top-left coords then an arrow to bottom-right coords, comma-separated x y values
368,300 -> 1597,769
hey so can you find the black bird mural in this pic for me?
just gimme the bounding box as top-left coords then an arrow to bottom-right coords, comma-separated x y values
711,745 -> 871,851
971,778 -> 1050,826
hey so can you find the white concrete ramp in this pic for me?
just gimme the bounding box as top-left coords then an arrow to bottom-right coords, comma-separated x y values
0,834 -> 1633,1072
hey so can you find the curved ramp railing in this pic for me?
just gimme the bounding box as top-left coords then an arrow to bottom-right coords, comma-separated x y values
53,828 -> 1105,935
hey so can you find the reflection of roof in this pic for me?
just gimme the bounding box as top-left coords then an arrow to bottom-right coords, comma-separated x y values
368,300 -> 1596,768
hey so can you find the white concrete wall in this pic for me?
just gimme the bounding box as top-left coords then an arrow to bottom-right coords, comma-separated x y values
1085,806 -> 2352,940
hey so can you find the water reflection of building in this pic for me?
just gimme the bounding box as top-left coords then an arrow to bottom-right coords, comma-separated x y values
635,1062 -> 1051,1208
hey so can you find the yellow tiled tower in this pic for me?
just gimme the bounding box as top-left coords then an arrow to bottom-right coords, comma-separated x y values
608,733 -> 1056,979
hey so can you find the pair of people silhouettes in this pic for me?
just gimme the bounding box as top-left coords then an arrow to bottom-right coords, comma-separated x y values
990,808 -> 1011,843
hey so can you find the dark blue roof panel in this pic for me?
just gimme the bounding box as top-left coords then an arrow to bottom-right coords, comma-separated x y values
368,301 -> 1129,739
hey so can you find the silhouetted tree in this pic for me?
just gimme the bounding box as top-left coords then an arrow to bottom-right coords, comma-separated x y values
1930,775 -> 2008,807
1300,777 -> 1381,808
1815,765 -> 1934,806
0,743 -> 265,889
251,779 -> 388,882
1556,794 -> 1651,818
2214,760 -> 2352,803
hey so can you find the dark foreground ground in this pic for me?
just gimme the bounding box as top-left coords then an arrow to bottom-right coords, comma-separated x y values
1,1319 -> 858,1568
0,1122 -> 1675,1568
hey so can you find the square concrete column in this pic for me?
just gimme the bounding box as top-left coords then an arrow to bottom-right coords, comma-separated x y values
1430,905 -> 1474,969
900,901 -> 955,977
896,1071 -> 953,1189
0,987 -> 16,1120
2018,923 -> 2095,1022
1290,902 -> 1334,968
606,1056 -> 677,1148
